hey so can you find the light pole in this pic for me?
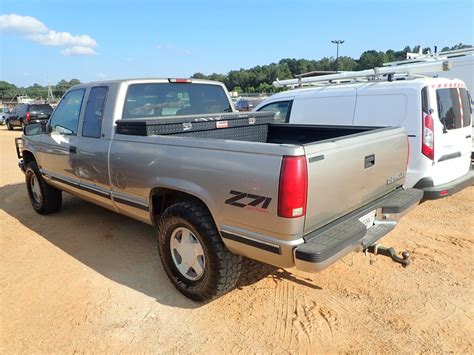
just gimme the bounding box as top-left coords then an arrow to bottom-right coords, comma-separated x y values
331,40 -> 345,72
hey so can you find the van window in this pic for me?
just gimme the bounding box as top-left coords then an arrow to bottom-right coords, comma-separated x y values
436,88 -> 462,130
459,88 -> 472,127
123,83 -> 232,119
258,101 -> 292,123
421,87 -> 429,113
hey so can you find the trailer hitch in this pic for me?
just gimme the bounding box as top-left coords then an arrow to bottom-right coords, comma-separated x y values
365,244 -> 411,268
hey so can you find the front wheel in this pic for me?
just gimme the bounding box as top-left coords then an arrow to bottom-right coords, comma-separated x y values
6,120 -> 13,130
25,161 -> 62,214
157,201 -> 242,301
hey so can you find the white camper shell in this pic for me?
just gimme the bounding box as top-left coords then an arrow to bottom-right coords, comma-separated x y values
256,73 -> 473,200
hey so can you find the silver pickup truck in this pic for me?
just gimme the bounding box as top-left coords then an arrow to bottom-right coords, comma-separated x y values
16,78 -> 422,301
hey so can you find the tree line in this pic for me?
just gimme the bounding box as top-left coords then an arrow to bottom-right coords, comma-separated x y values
0,79 -> 81,101
1,43 -> 471,99
192,43 -> 471,93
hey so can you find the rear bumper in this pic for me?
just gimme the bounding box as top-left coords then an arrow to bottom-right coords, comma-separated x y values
294,188 -> 423,273
413,169 -> 474,200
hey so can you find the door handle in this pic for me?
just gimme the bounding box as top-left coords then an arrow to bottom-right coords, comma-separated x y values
364,154 -> 375,168
69,146 -> 77,154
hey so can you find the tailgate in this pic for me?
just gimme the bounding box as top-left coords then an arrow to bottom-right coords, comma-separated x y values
303,127 -> 408,234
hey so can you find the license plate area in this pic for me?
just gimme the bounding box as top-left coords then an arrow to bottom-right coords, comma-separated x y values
359,210 -> 376,229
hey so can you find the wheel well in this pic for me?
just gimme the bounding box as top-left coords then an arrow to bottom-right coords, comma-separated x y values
150,188 -> 212,225
22,150 -> 36,166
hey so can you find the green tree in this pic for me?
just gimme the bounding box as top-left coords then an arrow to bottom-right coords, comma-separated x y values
358,50 -> 387,69
0,81 -> 19,98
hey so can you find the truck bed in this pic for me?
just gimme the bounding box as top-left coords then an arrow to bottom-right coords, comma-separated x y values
115,112 -> 408,236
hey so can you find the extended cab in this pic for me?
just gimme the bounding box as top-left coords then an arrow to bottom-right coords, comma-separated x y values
16,78 -> 422,301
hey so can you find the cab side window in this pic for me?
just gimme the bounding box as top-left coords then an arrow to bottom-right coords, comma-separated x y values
257,101 -> 292,123
49,89 -> 85,135
83,86 -> 108,138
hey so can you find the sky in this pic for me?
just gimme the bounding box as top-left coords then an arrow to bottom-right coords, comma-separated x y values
1,0 -> 473,87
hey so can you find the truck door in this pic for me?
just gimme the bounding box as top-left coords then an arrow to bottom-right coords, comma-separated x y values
75,86 -> 114,209
40,89 -> 85,188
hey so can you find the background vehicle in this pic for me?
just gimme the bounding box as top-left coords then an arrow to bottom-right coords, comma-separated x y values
6,103 -> 53,130
235,97 -> 265,111
384,48 -> 474,160
257,62 -> 473,200
1,107 -> 11,125
17,78 -> 421,301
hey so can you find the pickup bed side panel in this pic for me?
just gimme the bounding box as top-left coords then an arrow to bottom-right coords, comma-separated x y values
108,138 -> 306,242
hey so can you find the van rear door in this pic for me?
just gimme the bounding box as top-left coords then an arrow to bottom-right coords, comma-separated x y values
429,84 -> 472,185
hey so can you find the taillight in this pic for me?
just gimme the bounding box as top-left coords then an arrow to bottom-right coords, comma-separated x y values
26,112 -> 31,122
278,156 -> 308,218
422,112 -> 434,160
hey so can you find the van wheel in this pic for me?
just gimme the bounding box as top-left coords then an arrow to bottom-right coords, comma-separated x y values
25,161 -> 62,214
6,120 -> 13,130
157,200 -> 242,301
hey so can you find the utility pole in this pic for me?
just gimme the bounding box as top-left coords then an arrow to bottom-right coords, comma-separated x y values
331,40 -> 345,72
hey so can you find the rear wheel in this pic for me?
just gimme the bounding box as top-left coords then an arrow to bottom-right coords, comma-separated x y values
6,120 -> 13,130
25,161 -> 62,214
157,200 -> 242,301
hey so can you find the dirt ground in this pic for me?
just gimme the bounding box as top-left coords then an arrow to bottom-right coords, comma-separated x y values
1,126 -> 473,354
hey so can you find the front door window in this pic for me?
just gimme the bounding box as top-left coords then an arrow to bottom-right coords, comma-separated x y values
49,89 -> 85,135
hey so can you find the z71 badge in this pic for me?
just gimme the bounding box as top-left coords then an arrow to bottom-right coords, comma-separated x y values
386,172 -> 406,185
225,190 -> 272,211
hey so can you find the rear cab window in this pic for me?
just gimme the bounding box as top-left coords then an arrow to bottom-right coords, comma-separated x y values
122,82 -> 232,119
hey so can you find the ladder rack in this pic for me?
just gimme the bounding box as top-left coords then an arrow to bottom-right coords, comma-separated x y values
384,48 -> 473,67
273,60 -> 452,88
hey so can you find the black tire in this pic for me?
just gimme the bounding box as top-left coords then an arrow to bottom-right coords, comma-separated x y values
157,200 -> 242,301
6,120 -> 13,130
25,161 -> 62,214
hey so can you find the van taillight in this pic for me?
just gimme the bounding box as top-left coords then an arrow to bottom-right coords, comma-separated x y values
422,112 -> 434,160
278,156 -> 308,218
26,112 -> 31,122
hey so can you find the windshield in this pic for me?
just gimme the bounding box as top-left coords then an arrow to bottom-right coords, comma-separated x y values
122,83 -> 232,119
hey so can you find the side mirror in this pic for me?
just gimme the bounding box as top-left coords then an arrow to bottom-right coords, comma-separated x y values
24,122 -> 47,136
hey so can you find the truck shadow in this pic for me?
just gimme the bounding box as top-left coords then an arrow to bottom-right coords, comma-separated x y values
0,183 -> 321,308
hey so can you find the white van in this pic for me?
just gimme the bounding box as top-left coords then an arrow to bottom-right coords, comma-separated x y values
385,48 -> 474,159
255,77 -> 473,200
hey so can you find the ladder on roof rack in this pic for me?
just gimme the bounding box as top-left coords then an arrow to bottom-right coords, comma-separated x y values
273,60 -> 452,88
384,48 -> 474,67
